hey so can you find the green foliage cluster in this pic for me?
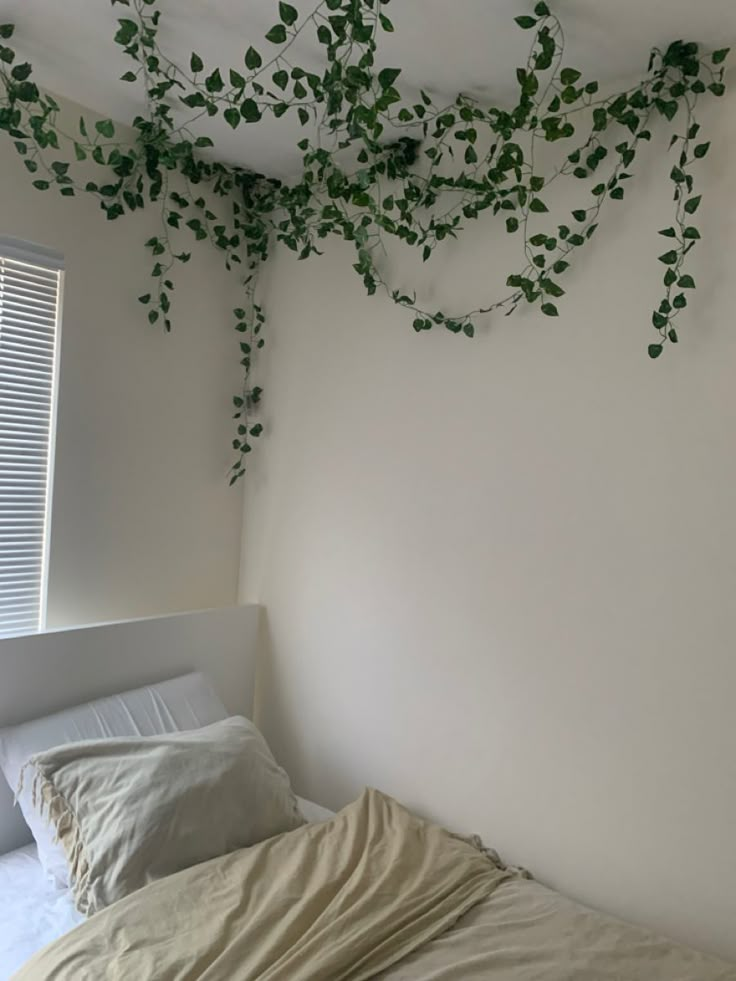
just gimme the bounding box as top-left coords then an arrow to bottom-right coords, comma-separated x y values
0,2 -> 728,478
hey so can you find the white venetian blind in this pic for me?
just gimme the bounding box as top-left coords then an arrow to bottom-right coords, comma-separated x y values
0,238 -> 63,639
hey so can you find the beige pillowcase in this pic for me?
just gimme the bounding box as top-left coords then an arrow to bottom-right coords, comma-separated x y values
21,716 -> 304,915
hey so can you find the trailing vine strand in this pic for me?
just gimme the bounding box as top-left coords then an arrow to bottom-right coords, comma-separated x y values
0,2 -> 728,481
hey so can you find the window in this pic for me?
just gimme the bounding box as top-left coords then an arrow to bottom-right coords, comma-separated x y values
0,238 -> 62,638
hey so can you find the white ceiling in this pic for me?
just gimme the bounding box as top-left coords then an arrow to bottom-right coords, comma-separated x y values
5,0 -> 736,176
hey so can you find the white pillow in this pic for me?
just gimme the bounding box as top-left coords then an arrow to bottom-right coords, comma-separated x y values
0,673 -> 227,887
24,717 -> 305,915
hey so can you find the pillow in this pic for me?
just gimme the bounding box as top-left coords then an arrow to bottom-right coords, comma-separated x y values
0,672 -> 228,887
22,716 -> 304,915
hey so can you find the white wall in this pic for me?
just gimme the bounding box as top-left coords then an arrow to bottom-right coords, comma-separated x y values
241,88 -> 736,960
0,96 -> 244,628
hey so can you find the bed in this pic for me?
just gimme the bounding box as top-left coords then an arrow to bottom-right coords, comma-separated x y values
0,608 -> 734,980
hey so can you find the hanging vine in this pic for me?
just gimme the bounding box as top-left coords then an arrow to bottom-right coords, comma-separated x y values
0,1 -> 729,480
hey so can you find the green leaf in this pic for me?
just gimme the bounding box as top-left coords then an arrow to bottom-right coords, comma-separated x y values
668,328 -> 679,343
560,67 -> 582,85
120,70 -> 137,82
652,311 -> 668,329
553,260 -> 569,274
32,180 -> 50,190
464,145 -> 477,165
11,62 -> 32,81
655,98 -> 678,121
14,80 -> 38,102
648,344 -> 663,359
205,68 -> 224,93
514,16 -> 537,29
378,67 -> 402,90
279,2 -> 298,26
114,18 -> 138,45
683,226 -> 700,239
670,165 -> 686,184
190,52 -> 203,73
534,1 -> 550,15
542,278 -> 565,297
709,82 -> 726,96
672,293 -> 687,309
529,198 -> 548,213
677,274 -> 695,289
610,187 -> 624,200
541,303 -> 559,317
230,69 -> 246,89
684,195 -> 702,214
181,92 -> 206,108
241,99 -> 262,122
224,107 -> 240,128
658,250 -> 679,265
272,69 -> 288,90
693,142 -> 710,158
663,268 -> 677,287
506,217 -> 519,233
266,24 -> 287,44
138,293 -> 151,304
658,227 -> 677,238
245,46 -> 262,70
95,119 -> 115,138
0,24 -> 15,39
571,209 -> 586,221
712,47 -> 730,64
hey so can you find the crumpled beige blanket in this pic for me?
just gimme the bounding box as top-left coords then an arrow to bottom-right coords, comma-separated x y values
14,788 -> 512,980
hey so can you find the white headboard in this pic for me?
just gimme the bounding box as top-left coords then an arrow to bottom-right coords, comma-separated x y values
0,605 -> 261,854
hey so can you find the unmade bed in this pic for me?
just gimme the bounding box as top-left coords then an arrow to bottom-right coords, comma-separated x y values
0,611 -> 733,980
8,789 -> 735,981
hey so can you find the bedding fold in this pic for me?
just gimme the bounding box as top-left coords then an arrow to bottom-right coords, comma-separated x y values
14,787 -> 513,981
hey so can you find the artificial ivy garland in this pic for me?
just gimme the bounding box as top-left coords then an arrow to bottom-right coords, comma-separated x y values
0,1 -> 728,481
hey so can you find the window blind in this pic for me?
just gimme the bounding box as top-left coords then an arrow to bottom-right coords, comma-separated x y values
0,238 -> 63,639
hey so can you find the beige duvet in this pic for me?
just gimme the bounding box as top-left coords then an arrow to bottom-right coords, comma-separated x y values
15,788 -> 735,981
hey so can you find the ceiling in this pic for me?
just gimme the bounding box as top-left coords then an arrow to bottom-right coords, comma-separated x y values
5,0 -> 736,176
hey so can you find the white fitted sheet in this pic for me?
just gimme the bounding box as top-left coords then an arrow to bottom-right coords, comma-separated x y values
0,796 -> 334,980
0,844 -> 82,980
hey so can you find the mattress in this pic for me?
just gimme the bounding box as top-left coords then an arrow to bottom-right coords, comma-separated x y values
0,796 -> 335,981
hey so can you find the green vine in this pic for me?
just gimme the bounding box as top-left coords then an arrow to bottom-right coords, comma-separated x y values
0,2 -> 728,481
